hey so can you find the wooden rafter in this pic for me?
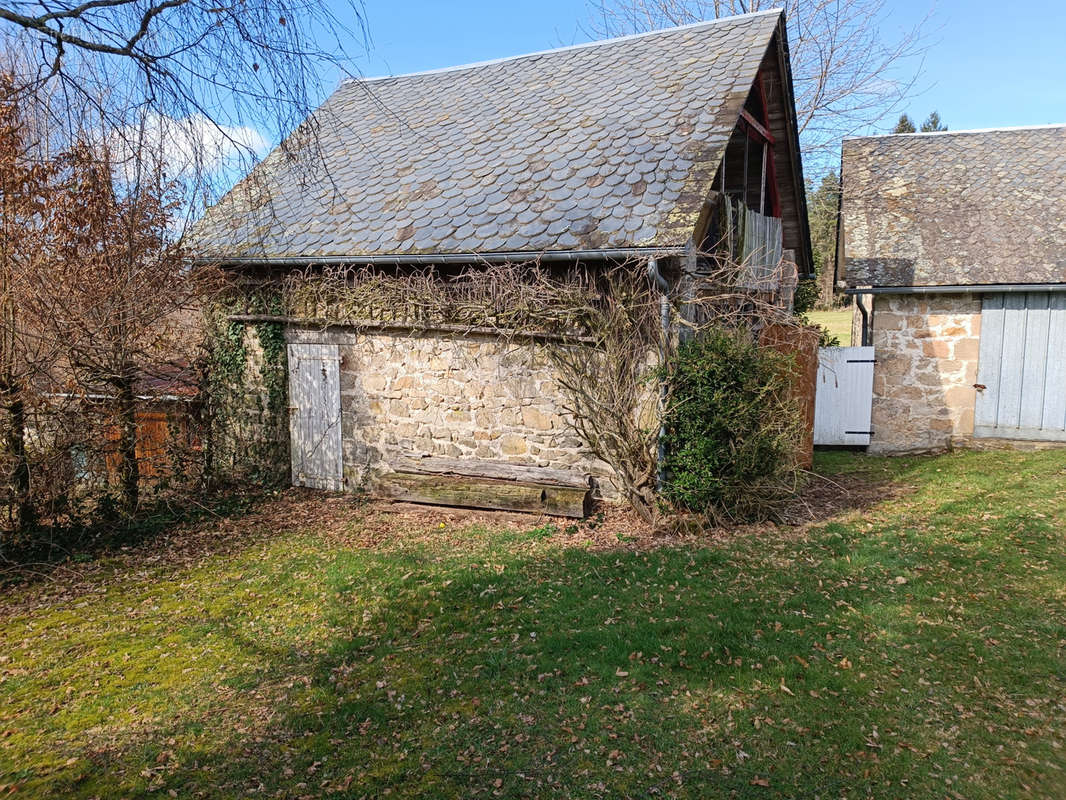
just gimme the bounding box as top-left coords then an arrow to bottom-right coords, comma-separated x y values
739,109 -> 774,144
754,70 -> 781,218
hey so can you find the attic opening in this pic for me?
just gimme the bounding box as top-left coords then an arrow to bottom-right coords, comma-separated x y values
695,64 -> 790,291
717,72 -> 781,220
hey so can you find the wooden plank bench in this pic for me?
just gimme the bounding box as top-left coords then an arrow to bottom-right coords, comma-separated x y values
378,455 -> 592,518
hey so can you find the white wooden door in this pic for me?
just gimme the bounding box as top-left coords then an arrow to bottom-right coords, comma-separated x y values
287,343 -> 344,490
814,346 -> 875,446
975,292 -> 1066,441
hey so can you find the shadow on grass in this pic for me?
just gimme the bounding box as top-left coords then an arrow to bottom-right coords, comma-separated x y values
12,450 -> 1066,799
0,490 -> 268,591
59,501 -> 1066,798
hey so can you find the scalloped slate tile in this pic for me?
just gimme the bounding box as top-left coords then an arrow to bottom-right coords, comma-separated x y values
192,10 -> 782,259
842,126 -> 1066,287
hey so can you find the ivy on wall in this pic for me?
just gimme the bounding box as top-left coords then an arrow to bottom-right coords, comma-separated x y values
202,290 -> 290,488
253,321 -> 288,424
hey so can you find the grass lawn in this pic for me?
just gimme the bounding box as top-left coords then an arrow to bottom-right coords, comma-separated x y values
806,309 -> 853,346
2,450 -> 1065,798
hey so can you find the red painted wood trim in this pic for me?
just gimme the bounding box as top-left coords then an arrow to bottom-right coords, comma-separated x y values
740,109 -> 774,143
755,71 -> 782,218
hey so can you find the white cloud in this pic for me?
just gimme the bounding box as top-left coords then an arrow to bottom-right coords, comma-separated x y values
111,112 -> 270,184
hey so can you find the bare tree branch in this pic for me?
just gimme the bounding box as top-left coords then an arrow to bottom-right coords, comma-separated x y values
0,0 -> 367,206
585,0 -> 931,170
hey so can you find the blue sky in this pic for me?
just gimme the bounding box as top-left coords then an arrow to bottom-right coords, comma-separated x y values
336,0 -> 1066,134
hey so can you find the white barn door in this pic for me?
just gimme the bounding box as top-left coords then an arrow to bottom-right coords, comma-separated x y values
814,346 -> 875,446
975,292 -> 1066,442
287,343 -> 344,490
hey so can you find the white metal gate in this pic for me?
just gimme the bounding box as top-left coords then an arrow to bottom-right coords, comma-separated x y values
975,292 -> 1066,441
287,343 -> 344,490
813,346 -> 875,446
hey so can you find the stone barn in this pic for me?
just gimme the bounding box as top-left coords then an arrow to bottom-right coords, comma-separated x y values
838,124 -> 1066,454
192,9 -> 813,513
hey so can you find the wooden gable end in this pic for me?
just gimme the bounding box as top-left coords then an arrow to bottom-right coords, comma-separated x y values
760,31 -> 810,275
712,29 -> 811,276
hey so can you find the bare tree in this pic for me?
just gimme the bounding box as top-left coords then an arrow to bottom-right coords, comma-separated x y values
0,0 -> 367,205
0,72 -> 60,529
586,0 -> 929,168
19,134 -> 220,515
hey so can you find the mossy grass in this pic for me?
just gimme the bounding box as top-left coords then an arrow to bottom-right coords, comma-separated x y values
2,450 -> 1064,798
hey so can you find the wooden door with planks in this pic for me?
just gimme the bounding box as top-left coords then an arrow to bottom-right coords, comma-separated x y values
287,343 -> 344,490
813,346 -> 876,446
975,292 -> 1066,442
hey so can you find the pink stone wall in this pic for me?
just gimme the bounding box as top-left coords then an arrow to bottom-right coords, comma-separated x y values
866,293 -> 982,453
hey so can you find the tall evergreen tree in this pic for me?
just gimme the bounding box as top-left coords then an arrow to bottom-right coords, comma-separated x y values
892,113 -> 917,133
806,171 -> 841,308
893,112 -> 947,134
920,111 -> 947,132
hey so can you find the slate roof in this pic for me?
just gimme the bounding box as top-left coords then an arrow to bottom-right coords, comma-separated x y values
192,10 -> 784,260
840,125 -> 1066,287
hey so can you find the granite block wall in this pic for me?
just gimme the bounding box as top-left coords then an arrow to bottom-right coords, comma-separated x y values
866,293 -> 981,453
286,326 -> 618,494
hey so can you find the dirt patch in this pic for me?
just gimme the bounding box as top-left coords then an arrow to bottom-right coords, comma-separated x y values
778,469 -> 911,526
335,463 -> 906,553
341,500 -> 663,552
1,467 -> 907,614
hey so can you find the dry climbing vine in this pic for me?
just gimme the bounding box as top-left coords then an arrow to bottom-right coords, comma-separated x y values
277,253 -> 808,525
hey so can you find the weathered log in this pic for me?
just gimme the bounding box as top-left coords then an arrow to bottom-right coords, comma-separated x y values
379,471 -> 591,518
393,453 -> 590,489
227,314 -> 597,345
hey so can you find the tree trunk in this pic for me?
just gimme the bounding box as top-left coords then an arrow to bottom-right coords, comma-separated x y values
116,379 -> 139,515
5,389 -> 34,530
817,263 -> 835,309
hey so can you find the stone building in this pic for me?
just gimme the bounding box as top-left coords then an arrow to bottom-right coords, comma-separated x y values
838,125 -> 1066,454
192,9 -> 813,512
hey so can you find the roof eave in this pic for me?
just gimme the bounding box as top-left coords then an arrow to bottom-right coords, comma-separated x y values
844,283 -> 1066,295
195,245 -> 690,268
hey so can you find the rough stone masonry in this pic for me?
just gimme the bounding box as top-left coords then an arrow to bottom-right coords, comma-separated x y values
866,293 -> 981,454
286,326 -> 619,494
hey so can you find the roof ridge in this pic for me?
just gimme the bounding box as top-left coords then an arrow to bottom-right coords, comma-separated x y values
845,122 -> 1066,141
349,8 -> 782,84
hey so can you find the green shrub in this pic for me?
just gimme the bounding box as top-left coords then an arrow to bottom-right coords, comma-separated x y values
792,278 -> 820,314
661,327 -> 802,522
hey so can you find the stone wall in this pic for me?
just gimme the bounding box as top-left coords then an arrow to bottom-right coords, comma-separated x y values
214,324 -> 291,485
867,293 -> 981,453
286,326 -> 618,495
